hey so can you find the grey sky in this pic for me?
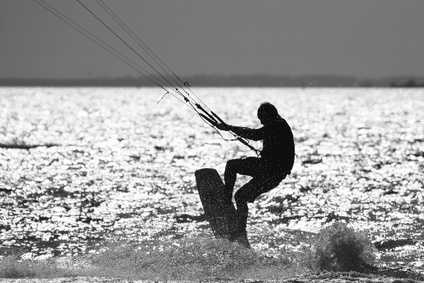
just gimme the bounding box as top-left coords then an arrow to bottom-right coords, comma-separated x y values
1,0 -> 424,78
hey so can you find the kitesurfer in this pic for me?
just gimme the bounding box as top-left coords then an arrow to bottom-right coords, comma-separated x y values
212,102 -> 295,247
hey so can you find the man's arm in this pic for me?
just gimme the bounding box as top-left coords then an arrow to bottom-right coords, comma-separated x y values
225,125 -> 264,141
211,118 -> 264,141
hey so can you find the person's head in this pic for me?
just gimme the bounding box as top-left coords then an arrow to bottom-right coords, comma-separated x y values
257,102 -> 279,125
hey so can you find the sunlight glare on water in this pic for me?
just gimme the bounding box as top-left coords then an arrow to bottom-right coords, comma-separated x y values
0,87 -> 423,272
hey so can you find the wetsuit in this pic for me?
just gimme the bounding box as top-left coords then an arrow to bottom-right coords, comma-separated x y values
224,117 -> 295,239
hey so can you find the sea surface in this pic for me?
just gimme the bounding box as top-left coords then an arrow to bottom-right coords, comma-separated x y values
0,87 -> 423,273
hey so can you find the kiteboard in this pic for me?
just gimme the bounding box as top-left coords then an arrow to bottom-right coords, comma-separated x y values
195,168 -> 237,239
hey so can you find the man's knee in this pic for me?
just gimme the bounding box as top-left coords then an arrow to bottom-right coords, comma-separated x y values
225,159 -> 241,172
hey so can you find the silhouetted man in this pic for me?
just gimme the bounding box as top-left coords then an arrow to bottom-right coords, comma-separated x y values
213,102 -> 295,247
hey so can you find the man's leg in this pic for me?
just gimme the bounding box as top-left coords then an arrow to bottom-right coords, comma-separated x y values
223,157 -> 260,203
231,182 -> 255,248
223,159 -> 238,202
234,193 -> 249,235
232,178 -> 260,240
232,174 -> 285,247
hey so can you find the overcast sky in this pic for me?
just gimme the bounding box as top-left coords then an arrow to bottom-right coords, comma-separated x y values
1,0 -> 424,78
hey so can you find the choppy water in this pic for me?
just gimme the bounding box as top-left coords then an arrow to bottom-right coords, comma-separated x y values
0,87 -> 423,272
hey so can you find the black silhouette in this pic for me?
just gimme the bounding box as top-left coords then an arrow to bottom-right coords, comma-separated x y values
212,102 -> 295,247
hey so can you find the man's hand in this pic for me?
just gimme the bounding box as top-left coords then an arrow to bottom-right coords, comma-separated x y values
198,110 -> 231,131
213,121 -> 231,131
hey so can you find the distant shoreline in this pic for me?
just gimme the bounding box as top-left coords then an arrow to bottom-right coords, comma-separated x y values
1,75 -> 424,87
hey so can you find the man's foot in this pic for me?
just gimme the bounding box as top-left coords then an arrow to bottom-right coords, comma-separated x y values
230,231 -> 251,249
233,234 -> 251,249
